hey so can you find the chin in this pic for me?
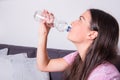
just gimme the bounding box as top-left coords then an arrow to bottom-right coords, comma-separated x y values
67,35 -> 74,42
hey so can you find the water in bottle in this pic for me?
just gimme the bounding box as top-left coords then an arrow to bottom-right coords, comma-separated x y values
34,10 -> 71,32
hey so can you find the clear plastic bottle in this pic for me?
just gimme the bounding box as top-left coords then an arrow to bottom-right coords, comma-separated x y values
34,10 -> 71,32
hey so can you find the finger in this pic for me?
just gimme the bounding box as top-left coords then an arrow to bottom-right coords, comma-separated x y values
42,10 -> 48,17
49,13 -> 54,23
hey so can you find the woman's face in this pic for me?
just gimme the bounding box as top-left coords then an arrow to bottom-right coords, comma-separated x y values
67,10 -> 91,43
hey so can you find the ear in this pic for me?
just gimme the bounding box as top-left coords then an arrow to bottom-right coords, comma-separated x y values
87,31 -> 98,40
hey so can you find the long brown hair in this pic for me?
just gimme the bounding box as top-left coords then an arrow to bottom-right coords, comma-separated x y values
64,9 -> 119,80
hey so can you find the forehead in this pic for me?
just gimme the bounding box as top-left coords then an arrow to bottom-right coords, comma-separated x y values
81,10 -> 91,22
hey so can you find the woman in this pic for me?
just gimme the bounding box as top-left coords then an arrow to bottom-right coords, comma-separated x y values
36,9 -> 120,80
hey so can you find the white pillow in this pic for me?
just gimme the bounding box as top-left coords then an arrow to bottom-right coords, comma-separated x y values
0,53 -> 50,80
0,48 -> 8,56
0,53 -> 27,80
11,56 -> 50,80
10,53 -> 30,80
24,58 -> 50,80
0,57 -> 13,80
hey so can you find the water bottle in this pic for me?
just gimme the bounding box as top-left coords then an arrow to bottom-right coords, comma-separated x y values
34,10 -> 71,32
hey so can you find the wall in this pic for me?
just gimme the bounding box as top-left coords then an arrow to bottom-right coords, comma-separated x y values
0,0 -> 120,51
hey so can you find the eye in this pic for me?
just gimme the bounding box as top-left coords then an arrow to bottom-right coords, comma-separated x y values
79,16 -> 82,20
79,16 -> 84,21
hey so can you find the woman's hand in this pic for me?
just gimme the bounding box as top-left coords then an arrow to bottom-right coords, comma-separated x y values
39,10 -> 54,37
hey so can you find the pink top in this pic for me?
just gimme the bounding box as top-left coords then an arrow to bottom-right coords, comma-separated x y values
63,51 -> 120,80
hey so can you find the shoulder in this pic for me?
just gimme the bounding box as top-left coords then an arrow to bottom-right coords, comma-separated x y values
88,61 -> 120,80
62,51 -> 78,64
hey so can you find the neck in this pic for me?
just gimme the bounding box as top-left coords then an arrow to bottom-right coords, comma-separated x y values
74,41 -> 92,61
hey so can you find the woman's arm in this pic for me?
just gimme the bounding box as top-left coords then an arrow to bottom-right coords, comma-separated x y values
36,10 -> 69,72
